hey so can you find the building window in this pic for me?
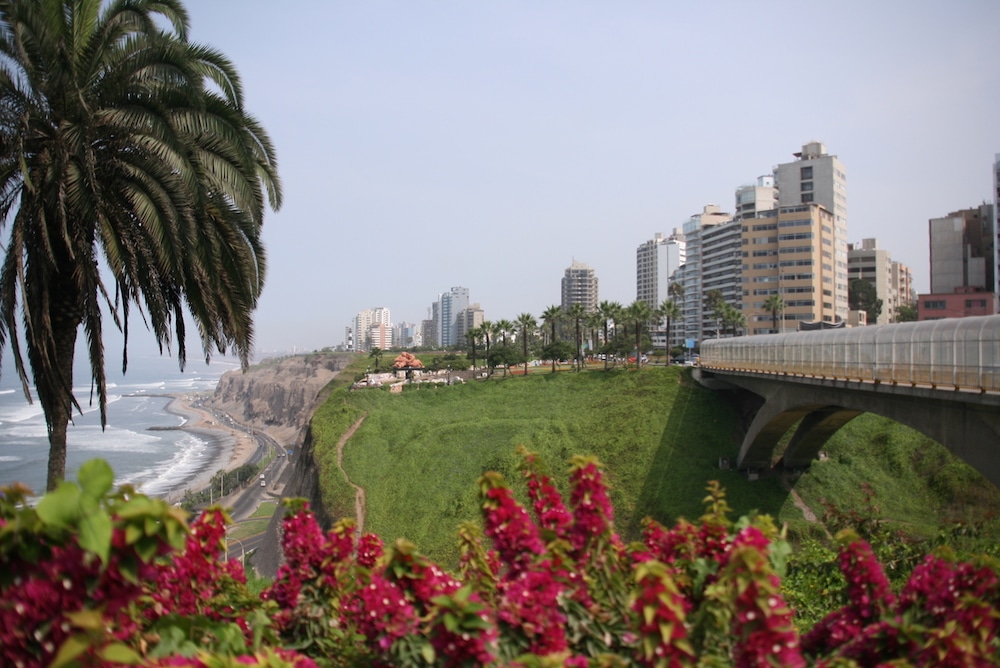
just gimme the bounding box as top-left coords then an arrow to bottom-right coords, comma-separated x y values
924,300 -> 946,310
965,299 -> 986,308
801,166 -> 813,180
801,181 -> 814,192
801,193 -> 814,203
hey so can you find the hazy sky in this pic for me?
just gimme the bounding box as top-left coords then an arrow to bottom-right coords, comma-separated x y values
168,1 -> 1000,355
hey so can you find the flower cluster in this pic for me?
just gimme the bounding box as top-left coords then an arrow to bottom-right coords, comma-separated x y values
4,453 -> 1000,667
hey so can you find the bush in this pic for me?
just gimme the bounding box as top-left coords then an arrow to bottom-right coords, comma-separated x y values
2,454 -> 998,666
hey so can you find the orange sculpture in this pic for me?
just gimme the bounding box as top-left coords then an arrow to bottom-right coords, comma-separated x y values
392,352 -> 424,369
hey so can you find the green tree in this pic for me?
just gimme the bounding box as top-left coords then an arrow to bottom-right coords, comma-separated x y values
0,0 -> 281,490
896,303 -> 918,322
466,327 -> 483,371
515,313 -> 537,377
597,300 -> 623,370
541,305 -> 563,373
849,279 -> 883,324
658,299 -> 681,363
566,304 -> 587,372
626,300 -> 652,369
764,294 -> 786,334
495,319 -> 515,377
368,347 -> 384,371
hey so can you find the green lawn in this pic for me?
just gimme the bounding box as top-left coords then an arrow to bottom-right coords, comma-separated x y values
308,363 -> 1000,567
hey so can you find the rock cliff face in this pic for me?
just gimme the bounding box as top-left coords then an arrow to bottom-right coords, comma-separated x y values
205,353 -> 353,447
205,353 -> 354,577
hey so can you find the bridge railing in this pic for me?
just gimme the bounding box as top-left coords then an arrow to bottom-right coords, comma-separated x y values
699,315 -> 1000,393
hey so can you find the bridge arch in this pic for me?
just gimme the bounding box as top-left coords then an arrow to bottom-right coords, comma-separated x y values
697,370 -> 1000,488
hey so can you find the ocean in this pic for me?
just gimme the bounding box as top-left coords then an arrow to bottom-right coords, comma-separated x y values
0,352 -> 241,498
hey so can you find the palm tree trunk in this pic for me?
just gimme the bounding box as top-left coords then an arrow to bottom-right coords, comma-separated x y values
38,315 -> 80,491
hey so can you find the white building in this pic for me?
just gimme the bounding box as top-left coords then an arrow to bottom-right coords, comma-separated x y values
433,287 -> 470,347
676,204 -> 732,344
636,231 -> 685,309
561,260 -> 599,312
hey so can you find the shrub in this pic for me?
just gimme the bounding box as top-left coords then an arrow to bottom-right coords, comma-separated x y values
2,454 -> 998,666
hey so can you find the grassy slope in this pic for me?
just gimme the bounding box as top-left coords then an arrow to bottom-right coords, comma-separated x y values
310,364 -> 1000,566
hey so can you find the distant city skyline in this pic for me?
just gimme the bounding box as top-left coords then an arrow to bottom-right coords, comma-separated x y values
121,2 -> 1000,354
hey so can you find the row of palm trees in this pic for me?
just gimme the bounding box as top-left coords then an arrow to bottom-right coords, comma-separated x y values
463,288 -> 690,377
462,287 -> 788,377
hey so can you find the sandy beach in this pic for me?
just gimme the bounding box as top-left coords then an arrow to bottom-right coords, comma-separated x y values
162,394 -> 260,501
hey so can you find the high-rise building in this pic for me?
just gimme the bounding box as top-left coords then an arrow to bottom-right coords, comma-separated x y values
675,205 -> 732,343
702,219 -> 743,336
455,303 -> 485,346
395,322 -> 418,348
353,307 -> 391,351
993,153 -> 1000,310
432,287 -> 470,347
891,260 -> 915,315
734,175 -> 778,221
774,142 -> 848,322
743,203 -> 839,333
561,261 -> 599,312
636,231 -> 685,308
847,238 -> 894,325
919,205 -> 997,320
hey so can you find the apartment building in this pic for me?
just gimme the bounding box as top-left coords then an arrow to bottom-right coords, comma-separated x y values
847,238 -> 894,324
561,260 -> 599,312
919,204 -> 997,320
742,203 -> 839,333
676,205 -> 733,343
636,231 -> 685,309
774,142 -> 849,323
702,219 -> 744,335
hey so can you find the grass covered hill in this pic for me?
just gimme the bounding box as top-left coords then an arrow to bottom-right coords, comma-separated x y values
308,360 -> 1000,567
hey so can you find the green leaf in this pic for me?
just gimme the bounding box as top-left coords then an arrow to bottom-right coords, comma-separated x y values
79,509 -> 113,565
36,483 -> 83,528
79,459 -> 114,499
49,633 -> 90,668
98,642 -> 141,664
65,609 -> 105,631
420,642 -> 436,664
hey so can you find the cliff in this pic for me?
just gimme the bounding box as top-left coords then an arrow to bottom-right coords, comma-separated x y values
205,353 -> 353,448
205,352 -> 355,577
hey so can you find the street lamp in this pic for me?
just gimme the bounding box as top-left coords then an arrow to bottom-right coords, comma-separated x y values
226,531 -> 246,564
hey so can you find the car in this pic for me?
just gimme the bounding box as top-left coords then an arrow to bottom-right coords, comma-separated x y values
260,479 -> 266,487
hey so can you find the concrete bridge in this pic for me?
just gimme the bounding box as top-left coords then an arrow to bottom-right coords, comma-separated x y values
694,316 -> 1000,487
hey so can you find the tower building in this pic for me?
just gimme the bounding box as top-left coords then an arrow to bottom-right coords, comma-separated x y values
561,261 -> 599,312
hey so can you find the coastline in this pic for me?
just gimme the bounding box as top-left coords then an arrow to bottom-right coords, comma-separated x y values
161,394 -> 259,502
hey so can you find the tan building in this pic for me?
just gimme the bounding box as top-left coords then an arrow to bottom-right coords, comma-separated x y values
847,238 -> 894,325
742,203 -> 838,334
890,260 -> 915,316
774,142 -> 849,322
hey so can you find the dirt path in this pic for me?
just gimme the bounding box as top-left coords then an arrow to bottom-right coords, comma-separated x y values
336,415 -> 367,533
782,474 -> 832,539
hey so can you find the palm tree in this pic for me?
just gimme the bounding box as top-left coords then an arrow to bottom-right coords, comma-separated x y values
764,294 -> 785,334
541,305 -> 562,373
0,0 -> 281,490
495,319 -> 514,377
598,300 -> 623,370
368,347 -> 384,371
586,311 -> 603,359
626,300 -> 652,369
566,304 -> 587,372
480,320 -> 493,375
658,299 -> 681,363
466,326 -> 482,371
515,313 -> 537,377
